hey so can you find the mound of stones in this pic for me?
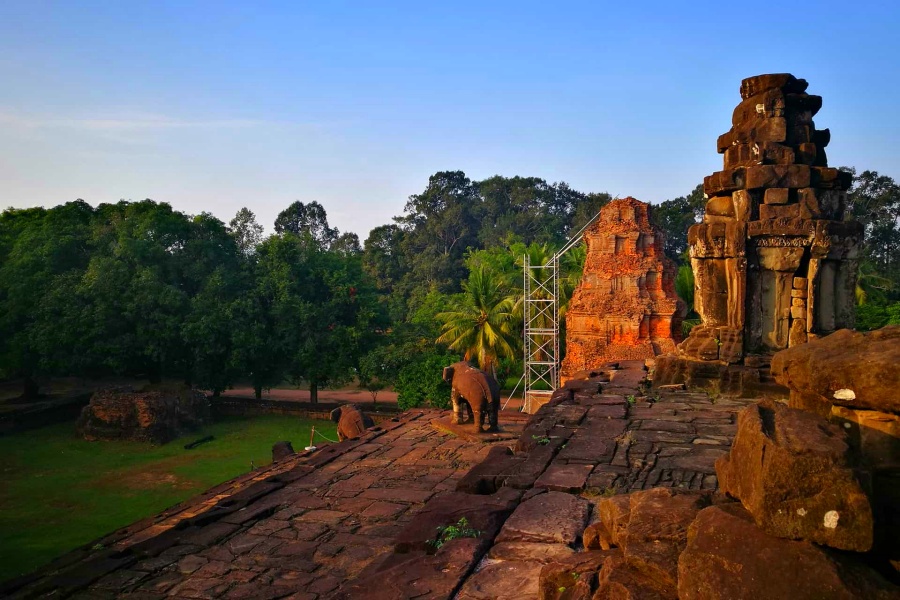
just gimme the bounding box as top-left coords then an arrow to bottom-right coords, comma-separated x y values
77,384 -> 209,443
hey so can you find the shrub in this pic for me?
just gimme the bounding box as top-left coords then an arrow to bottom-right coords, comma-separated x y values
856,302 -> 900,331
395,349 -> 458,411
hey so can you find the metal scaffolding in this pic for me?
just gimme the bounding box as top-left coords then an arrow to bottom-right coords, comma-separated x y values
523,253 -> 559,413
521,206 -> 610,413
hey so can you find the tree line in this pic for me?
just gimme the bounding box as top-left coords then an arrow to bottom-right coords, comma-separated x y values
1,168 -> 896,407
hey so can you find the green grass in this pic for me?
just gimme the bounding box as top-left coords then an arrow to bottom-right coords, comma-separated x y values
0,415 -> 337,583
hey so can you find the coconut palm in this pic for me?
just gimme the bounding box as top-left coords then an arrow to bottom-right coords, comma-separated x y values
436,266 -> 518,375
855,259 -> 894,306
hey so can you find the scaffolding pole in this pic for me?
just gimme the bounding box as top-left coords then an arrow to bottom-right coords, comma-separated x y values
523,253 -> 558,413
521,202 -> 614,413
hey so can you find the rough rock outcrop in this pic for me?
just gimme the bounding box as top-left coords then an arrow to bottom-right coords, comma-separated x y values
678,503 -> 897,600
771,325 -> 900,417
770,326 -> 900,568
655,74 -> 862,393
77,385 -> 209,443
589,488 -> 710,595
561,198 -> 685,381
715,400 -> 873,551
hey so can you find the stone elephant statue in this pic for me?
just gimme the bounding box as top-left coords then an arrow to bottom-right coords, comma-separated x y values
441,361 -> 500,432
330,404 -> 374,441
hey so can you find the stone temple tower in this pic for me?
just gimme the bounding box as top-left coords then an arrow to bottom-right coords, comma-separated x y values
656,74 -> 862,391
561,197 -> 685,380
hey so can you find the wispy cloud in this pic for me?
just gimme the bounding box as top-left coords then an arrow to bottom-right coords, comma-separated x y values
0,110 -> 279,131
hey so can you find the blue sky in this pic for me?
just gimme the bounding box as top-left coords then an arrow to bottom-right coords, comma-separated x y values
1,1 -> 898,238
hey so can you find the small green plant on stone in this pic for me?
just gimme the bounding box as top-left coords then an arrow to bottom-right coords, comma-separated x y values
558,587 -> 566,593
626,394 -> 636,406
428,517 -> 481,550
531,434 -> 551,445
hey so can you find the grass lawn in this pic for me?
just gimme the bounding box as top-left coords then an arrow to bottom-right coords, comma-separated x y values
0,414 -> 337,583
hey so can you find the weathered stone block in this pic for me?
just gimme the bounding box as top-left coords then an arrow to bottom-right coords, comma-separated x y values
704,195 -> 735,217
591,488 -> 710,595
717,118 -> 788,153
763,188 -> 789,204
704,168 -> 745,195
789,319 -> 808,346
496,491 -> 590,546
457,559 -> 544,600
678,503 -> 896,600
538,551 -> 613,600
793,276 -> 808,289
771,326 -> 900,414
811,166 -> 853,190
797,142 -> 817,165
715,401 -> 873,551
731,190 -> 753,221
831,406 -> 900,471
759,203 -> 800,220
732,88 -> 786,125
740,73 -> 808,99
745,164 -> 811,190
791,288 -> 808,299
724,142 -> 795,168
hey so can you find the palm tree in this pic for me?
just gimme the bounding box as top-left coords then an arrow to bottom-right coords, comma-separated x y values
855,259 -> 894,306
436,266 -> 518,375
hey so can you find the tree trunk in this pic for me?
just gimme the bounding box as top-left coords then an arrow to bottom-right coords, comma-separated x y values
254,385 -> 262,400
310,381 -> 318,405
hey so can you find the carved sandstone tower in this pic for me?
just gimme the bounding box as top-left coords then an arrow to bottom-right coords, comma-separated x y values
656,74 -> 862,389
561,197 -> 685,379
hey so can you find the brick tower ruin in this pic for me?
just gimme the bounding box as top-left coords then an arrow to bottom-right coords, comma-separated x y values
656,74 -> 862,390
561,197 -> 685,380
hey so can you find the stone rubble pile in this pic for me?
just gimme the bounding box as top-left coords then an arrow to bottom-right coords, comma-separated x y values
77,384 -> 209,443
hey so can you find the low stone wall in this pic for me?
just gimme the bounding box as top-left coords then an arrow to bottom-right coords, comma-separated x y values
209,395 -> 401,424
0,392 -> 92,435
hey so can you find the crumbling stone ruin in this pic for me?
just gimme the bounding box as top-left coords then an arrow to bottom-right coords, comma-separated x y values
655,73 -> 862,392
77,385 -> 209,444
561,197 -> 685,380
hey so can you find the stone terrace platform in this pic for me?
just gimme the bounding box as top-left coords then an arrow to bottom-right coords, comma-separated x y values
3,411 -> 498,599
336,361 -> 753,599
5,361 -> 754,599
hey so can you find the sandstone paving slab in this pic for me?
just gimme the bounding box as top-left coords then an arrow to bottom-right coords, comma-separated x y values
496,491 -> 590,545
534,462 -> 595,492
456,560 -> 544,600
487,541 -> 575,563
